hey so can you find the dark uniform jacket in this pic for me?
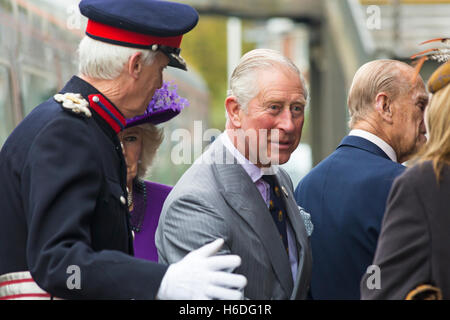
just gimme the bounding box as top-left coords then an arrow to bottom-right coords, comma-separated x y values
294,135 -> 405,299
361,161 -> 450,300
0,76 -> 167,299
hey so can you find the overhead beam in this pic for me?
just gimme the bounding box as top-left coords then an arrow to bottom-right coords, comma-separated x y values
177,0 -> 322,25
193,8 -> 321,26
360,0 -> 450,4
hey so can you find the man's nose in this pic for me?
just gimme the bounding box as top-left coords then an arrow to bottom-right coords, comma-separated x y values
420,121 -> 427,133
157,73 -> 164,89
278,108 -> 295,133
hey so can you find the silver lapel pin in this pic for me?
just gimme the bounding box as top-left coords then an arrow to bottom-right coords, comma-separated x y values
281,185 -> 289,198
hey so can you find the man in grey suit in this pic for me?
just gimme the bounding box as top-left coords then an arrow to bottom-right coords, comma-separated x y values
156,48 -> 312,300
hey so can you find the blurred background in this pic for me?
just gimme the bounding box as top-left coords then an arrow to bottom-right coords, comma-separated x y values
0,0 -> 448,186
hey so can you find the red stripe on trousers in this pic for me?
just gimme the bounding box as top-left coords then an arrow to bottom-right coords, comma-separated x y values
0,293 -> 51,300
0,278 -> 34,287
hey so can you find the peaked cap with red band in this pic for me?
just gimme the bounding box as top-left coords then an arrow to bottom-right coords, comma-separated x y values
79,0 -> 199,71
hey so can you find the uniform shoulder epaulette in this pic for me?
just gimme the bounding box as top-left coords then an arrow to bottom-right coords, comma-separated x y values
54,93 -> 92,118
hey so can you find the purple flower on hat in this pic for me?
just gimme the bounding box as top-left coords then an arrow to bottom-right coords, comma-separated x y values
126,81 -> 189,128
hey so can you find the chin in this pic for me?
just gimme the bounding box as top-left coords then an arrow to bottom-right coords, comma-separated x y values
139,105 -> 149,115
278,156 -> 291,165
269,152 -> 291,165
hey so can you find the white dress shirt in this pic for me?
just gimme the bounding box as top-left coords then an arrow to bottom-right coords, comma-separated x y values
349,129 -> 398,162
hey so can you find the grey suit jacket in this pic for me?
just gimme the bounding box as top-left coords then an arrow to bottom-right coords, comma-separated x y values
155,137 -> 312,300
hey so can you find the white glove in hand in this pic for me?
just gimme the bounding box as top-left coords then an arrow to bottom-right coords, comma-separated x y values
156,238 -> 247,300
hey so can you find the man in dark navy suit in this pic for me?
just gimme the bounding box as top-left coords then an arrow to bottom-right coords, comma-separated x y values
294,59 -> 429,299
0,0 -> 246,300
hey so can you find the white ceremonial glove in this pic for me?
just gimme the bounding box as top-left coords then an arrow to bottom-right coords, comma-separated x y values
156,238 -> 247,300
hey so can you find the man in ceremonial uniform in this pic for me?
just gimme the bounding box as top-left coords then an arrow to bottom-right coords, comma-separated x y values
0,0 -> 246,300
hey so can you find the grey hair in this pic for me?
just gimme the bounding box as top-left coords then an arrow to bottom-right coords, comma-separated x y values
137,123 -> 164,178
347,59 -> 412,129
78,36 -> 157,80
227,48 -> 308,114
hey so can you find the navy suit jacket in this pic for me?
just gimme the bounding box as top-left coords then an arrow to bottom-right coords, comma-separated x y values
294,135 -> 405,299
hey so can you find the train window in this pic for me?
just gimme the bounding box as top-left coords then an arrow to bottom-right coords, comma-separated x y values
20,69 -> 57,116
0,66 -> 14,147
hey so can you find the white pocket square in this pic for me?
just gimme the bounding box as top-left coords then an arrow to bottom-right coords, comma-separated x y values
298,206 -> 313,237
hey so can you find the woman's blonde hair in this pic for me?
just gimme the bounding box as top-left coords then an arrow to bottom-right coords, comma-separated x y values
136,123 -> 164,178
414,83 -> 450,181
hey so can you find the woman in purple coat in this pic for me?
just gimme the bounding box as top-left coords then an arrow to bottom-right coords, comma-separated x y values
119,82 -> 188,262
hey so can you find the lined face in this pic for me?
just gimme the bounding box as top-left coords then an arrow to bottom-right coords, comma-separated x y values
119,127 -> 143,186
138,52 -> 169,113
392,76 -> 429,162
238,66 -> 306,166
119,51 -> 169,119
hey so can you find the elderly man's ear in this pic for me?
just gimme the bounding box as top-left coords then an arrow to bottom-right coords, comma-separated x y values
225,96 -> 242,128
128,52 -> 144,79
375,92 -> 394,124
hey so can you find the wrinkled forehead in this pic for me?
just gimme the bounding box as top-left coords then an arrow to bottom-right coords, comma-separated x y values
401,64 -> 425,89
396,66 -> 427,98
409,76 -> 428,100
256,66 -> 306,95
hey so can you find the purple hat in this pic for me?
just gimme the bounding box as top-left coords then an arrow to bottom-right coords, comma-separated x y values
126,81 -> 189,128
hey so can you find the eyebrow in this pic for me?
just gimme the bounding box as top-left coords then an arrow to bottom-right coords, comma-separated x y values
295,98 -> 307,105
265,97 -> 307,105
123,130 -> 140,135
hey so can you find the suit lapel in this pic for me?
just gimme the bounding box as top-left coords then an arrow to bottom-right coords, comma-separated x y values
210,139 -> 294,296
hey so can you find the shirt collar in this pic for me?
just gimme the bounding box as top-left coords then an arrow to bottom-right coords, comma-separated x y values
349,129 -> 398,162
220,131 -> 265,183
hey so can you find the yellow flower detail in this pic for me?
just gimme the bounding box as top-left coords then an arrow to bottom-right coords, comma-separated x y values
274,186 -> 280,197
278,210 -> 283,221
